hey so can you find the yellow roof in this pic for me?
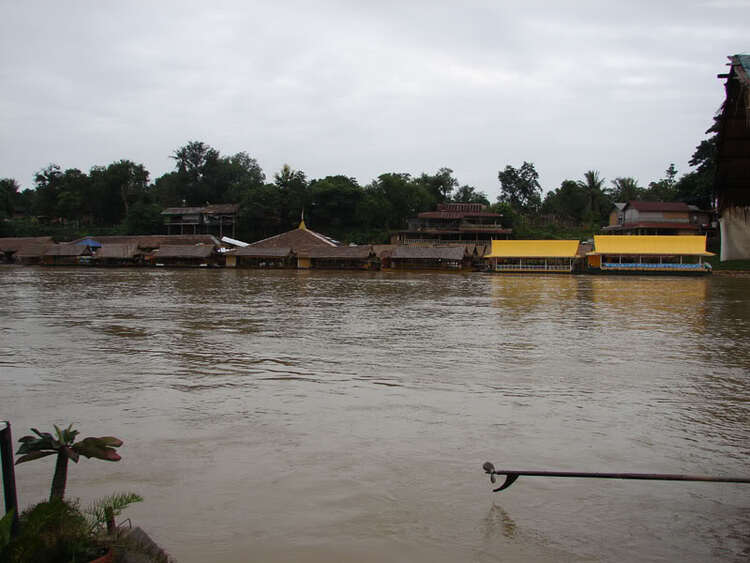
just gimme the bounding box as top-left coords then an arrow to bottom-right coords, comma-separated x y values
591,235 -> 714,256
486,239 -> 580,258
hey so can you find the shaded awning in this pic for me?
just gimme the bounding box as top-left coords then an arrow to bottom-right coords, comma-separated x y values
485,240 -> 580,258
590,235 -> 714,256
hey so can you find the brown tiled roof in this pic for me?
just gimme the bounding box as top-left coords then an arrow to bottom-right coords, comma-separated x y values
625,201 -> 690,212
95,244 -> 139,259
155,245 -> 215,259
391,246 -> 467,260
303,246 -> 374,259
233,247 -> 293,258
0,236 -> 54,252
249,227 -> 339,252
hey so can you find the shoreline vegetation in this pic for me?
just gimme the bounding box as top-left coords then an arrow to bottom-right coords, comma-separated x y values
1,132 -> 716,246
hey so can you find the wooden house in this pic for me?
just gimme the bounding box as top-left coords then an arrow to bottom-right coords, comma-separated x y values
226,247 -> 295,268
392,203 -> 511,246
388,246 -> 471,270
601,201 -> 698,235
299,246 -> 379,270
715,54 -> 750,260
0,237 -> 54,264
484,240 -> 581,273
150,244 -> 218,267
161,204 -> 239,238
42,244 -> 93,266
587,235 -> 713,275
93,243 -> 140,266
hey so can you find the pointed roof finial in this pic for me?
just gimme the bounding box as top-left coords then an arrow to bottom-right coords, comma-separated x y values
298,209 -> 307,230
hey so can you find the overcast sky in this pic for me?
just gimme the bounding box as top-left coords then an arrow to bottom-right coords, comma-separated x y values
1,1 -> 748,199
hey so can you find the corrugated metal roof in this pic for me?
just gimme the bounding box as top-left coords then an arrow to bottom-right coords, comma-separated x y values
486,240 -> 580,258
591,235 -> 714,256
391,246 -> 467,260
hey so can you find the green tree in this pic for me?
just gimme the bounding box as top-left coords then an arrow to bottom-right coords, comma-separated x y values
274,164 -> 309,230
413,167 -> 458,202
497,162 -> 542,214
645,164 -> 679,201
576,170 -> 609,222
125,201 -> 163,234
236,183 -> 282,241
452,185 -> 489,205
308,175 -> 363,239
541,180 -> 587,223
0,178 -> 19,219
171,141 -> 221,204
222,152 -> 266,203
33,164 -> 64,217
608,177 -> 643,202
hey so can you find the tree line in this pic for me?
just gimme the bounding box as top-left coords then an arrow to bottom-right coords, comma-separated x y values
0,133 -> 715,243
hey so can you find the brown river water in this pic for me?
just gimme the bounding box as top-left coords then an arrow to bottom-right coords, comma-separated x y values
1,267 -> 749,562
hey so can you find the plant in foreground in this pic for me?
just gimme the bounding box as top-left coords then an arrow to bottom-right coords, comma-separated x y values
15,424 -> 123,501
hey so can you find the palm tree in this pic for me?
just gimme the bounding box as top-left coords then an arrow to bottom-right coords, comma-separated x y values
15,425 -> 123,501
609,177 -> 643,202
577,170 -> 606,220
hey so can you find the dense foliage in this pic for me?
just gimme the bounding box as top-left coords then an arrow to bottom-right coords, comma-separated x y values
0,132 -> 716,242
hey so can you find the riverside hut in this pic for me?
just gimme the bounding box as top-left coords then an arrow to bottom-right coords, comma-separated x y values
247,218 -> 340,257
388,246 -> 471,270
587,235 -> 714,275
150,244 -> 218,267
0,237 -> 54,264
226,247 -> 295,268
42,244 -> 93,266
299,245 -> 379,270
93,243 -> 139,266
484,240 -> 581,273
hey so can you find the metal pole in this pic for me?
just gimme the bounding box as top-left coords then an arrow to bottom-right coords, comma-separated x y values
1,421 -> 19,536
483,462 -> 750,492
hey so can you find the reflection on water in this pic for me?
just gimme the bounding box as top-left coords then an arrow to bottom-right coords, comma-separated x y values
1,268 -> 748,562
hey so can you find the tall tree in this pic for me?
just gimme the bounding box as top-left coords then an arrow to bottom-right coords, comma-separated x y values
308,175 -> 363,238
274,164 -> 309,230
0,178 -> 19,219
608,177 -> 643,202
497,161 -> 542,214
541,180 -> 587,223
171,141 -> 221,204
452,185 -> 489,205
413,167 -> 458,202
577,170 -> 609,222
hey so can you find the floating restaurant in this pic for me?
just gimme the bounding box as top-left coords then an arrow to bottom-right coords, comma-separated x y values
484,240 -> 581,273
586,235 -> 714,275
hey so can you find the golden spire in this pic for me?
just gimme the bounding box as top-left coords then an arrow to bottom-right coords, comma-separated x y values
298,209 -> 307,230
